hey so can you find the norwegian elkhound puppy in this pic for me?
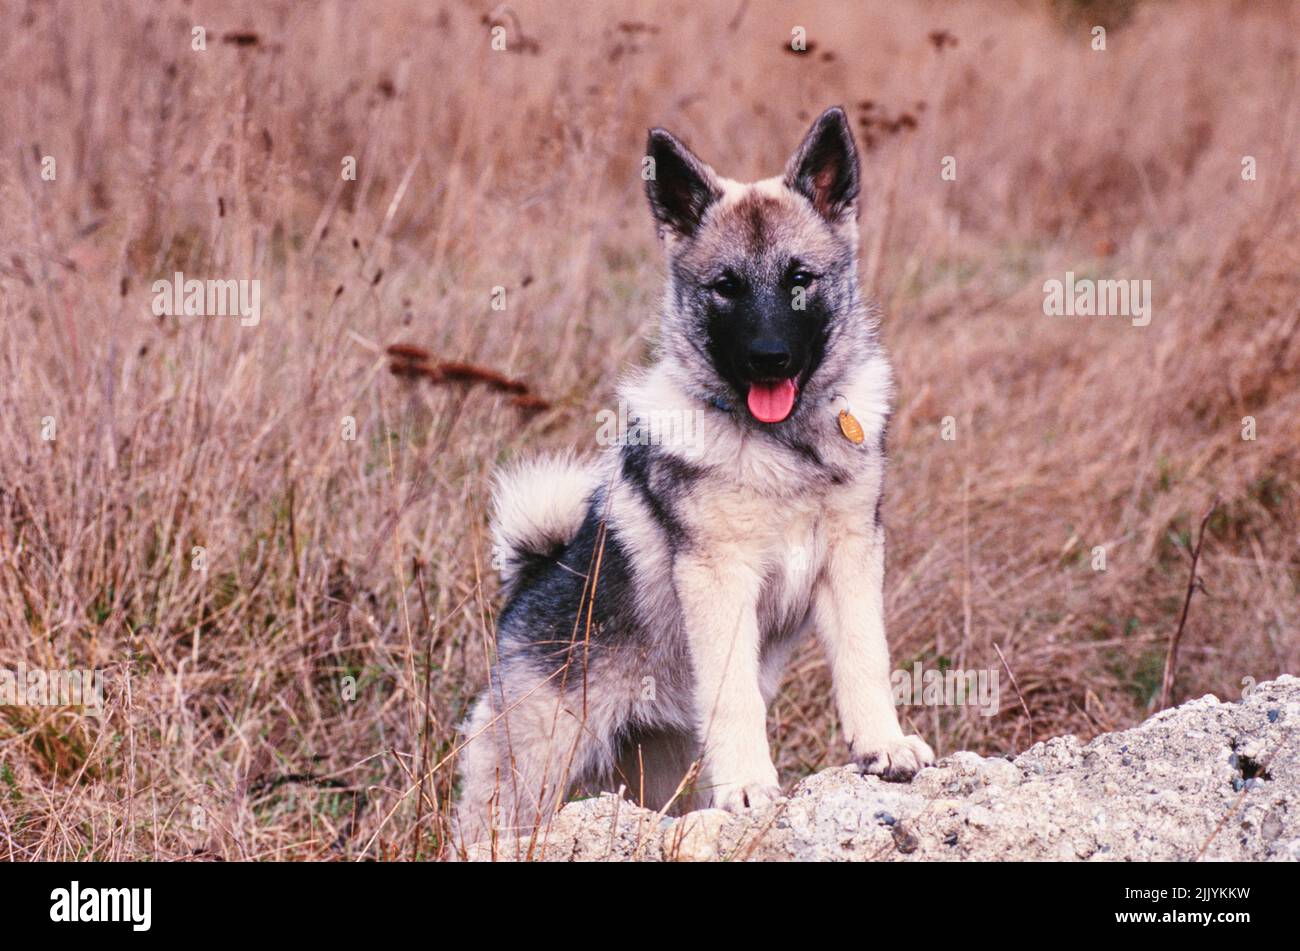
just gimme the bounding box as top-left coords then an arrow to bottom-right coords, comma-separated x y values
456,106 -> 933,844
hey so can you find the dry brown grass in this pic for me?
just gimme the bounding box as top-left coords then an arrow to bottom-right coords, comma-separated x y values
0,0 -> 1296,860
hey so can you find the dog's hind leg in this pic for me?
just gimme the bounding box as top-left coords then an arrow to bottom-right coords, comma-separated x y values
454,690 -> 513,847
455,662 -> 616,847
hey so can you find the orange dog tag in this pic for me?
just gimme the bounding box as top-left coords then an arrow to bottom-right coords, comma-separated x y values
838,409 -> 865,444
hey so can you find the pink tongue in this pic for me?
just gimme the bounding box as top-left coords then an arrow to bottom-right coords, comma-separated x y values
746,378 -> 798,423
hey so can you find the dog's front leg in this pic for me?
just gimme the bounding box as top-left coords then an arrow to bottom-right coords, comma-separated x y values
814,525 -> 935,780
676,553 -> 780,812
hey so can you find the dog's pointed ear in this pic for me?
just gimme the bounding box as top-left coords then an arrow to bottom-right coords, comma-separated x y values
644,128 -> 722,242
783,106 -> 860,224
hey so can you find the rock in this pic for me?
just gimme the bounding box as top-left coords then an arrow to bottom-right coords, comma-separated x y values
664,809 -> 730,862
462,675 -> 1300,861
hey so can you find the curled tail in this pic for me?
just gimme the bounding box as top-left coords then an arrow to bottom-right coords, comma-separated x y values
490,452 -> 600,595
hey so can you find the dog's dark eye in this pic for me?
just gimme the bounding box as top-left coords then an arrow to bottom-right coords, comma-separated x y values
788,269 -> 817,288
709,273 -> 744,299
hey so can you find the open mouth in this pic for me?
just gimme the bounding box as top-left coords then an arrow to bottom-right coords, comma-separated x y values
746,377 -> 799,424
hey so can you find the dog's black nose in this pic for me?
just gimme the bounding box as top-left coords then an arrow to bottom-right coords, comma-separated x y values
746,341 -> 792,378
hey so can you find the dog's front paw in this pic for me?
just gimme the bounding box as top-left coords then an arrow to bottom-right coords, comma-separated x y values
854,734 -> 935,782
710,779 -> 782,813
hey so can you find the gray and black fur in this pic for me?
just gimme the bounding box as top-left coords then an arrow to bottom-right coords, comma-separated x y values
456,108 -> 933,845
